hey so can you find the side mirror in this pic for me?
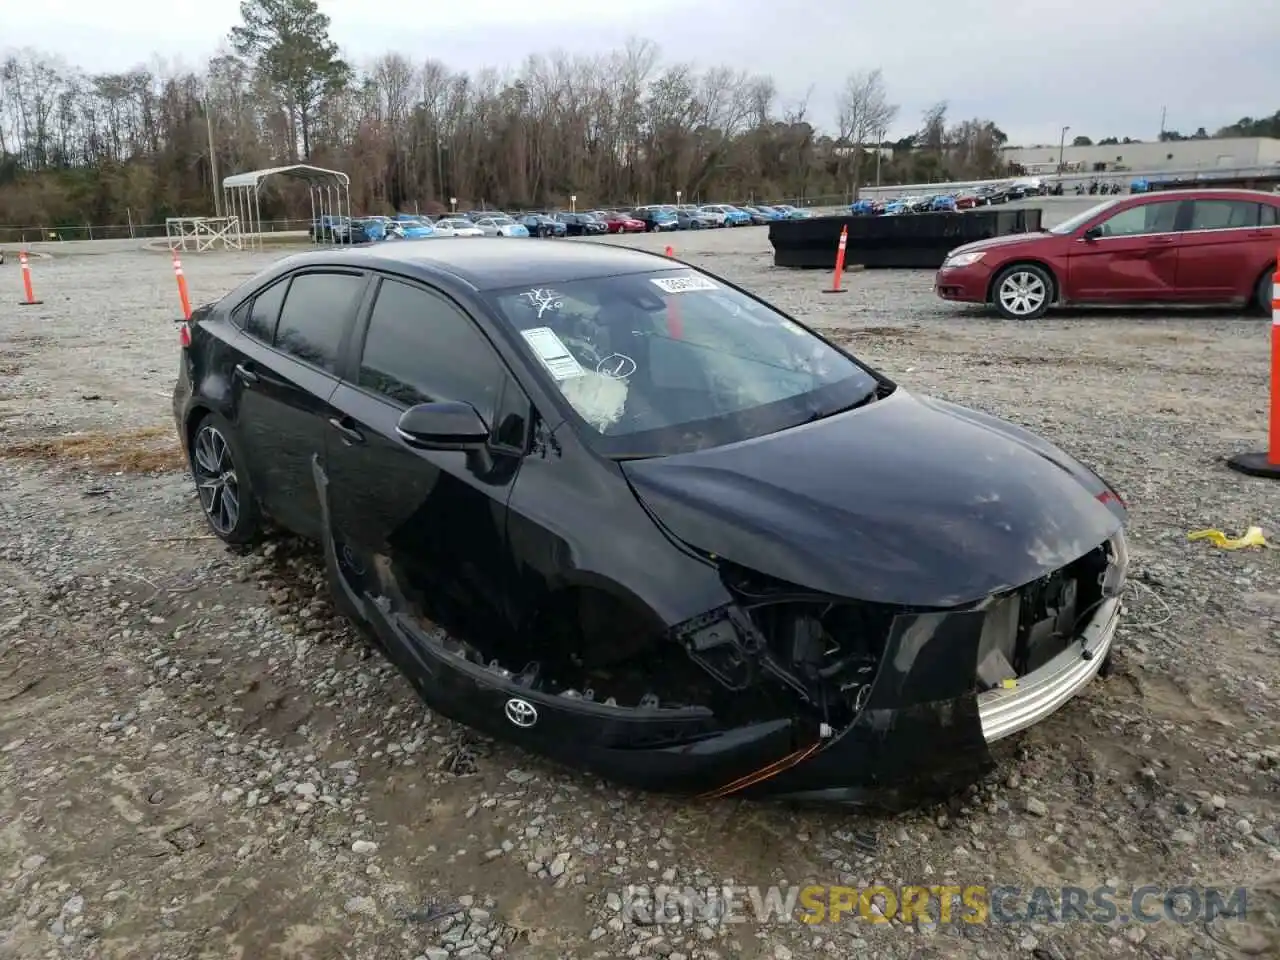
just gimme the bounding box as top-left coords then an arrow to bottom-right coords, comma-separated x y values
1081,225 -> 1102,241
395,401 -> 488,450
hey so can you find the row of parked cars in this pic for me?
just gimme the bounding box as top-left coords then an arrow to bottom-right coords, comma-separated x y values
849,177 -> 1060,217
311,202 -> 814,244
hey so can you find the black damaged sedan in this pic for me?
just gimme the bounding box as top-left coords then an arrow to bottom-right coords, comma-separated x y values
173,239 -> 1129,808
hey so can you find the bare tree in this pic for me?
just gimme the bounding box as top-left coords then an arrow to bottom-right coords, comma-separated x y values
834,68 -> 897,199
0,37 -> 1018,233
919,100 -> 948,153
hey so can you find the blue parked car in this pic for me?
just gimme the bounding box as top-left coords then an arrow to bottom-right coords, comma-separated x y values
354,217 -> 388,241
850,199 -> 877,216
1130,178 -> 1151,194
883,199 -> 909,215
389,215 -> 436,239
749,205 -> 789,221
929,195 -> 958,212
770,204 -> 812,220
699,204 -> 753,227
740,205 -> 779,224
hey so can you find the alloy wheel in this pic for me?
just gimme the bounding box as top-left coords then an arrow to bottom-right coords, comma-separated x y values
998,271 -> 1048,318
192,424 -> 240,535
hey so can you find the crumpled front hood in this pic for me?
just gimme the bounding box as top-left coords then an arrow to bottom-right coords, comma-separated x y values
622,389 -> 1123,608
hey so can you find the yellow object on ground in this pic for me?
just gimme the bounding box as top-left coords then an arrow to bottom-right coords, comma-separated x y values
1187,527 -> 1267,549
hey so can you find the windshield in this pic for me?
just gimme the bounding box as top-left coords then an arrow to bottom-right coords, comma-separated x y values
1047,198 -> 1121,235
491,216 -> 514,225
484,270 -> 883,457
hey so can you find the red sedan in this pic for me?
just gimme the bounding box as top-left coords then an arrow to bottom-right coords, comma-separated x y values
593,210 -> 646,234
935,188 -> 1280,319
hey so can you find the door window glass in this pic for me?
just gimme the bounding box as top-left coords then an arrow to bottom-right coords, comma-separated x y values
358,278 -> 504,424
1096,201 -> 1180,237
245,277 -> 289,343
1260,204 -> 1278,227
1187,200 -> 1261,230
273,272 -> 366,372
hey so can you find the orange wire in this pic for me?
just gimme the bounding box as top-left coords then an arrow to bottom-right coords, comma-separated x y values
696,740 -> 823,800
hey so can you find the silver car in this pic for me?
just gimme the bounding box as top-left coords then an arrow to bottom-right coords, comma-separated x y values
695,206 -> 729,227
472,215 -> 531,238
431,218 -> 485,238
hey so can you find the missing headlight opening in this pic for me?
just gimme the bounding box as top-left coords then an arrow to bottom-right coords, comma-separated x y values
686,562 -> 896,731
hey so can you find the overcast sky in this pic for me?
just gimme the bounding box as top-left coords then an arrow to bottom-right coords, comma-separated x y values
11,0 -> 1274,145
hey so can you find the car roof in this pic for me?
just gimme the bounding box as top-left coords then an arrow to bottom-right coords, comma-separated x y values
1132,187 -> 1280,200
283,238 -> 674,291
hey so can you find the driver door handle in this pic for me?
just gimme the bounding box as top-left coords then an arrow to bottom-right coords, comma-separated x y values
234,362 -> 259,384
328,416 -> 365,445
1146,235 -> 1176,245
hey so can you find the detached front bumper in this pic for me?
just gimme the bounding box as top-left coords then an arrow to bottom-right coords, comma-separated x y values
979,595 -> 1119,742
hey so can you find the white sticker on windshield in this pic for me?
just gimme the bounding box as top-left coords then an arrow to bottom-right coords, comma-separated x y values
521,326 -> 585,380
651,275 -> 719,294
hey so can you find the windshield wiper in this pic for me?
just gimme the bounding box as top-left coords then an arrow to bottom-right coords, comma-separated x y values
801,384 -> 886,423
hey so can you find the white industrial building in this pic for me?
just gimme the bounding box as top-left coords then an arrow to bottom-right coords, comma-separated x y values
1002,137 -> 1280,174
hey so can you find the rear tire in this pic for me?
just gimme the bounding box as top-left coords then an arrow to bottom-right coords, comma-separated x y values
992,264 -> 1054,320
188,411 -> 263,544
1255,267 -> 1275,317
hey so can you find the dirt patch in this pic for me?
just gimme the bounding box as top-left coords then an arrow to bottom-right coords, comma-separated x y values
0,425 -> 184,474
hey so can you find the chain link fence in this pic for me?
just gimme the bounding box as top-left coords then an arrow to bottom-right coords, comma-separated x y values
0,194 -> 865,246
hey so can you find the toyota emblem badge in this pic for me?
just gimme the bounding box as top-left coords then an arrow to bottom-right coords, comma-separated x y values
504,697 -> 538,728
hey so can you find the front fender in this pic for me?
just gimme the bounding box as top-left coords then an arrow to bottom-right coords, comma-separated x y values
505,448 -> 731,630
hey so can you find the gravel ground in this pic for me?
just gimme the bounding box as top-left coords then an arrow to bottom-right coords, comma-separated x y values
0,223 -> 1278,960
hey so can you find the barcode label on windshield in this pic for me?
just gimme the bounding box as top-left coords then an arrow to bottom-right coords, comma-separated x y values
651,275 -> 719,294
521,327 -> 585,380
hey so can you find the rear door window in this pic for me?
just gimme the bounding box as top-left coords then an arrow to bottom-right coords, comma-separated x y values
1259,204 -> 1278,227
1187,200 -> 1261,230
245,277 -> 290,343
273,272 -> 366,372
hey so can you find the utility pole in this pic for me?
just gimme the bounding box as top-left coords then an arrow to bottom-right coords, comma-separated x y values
205,97 -> 221,216
875,126 -> 884,187
1159,106 -> 1167,140
1058,125 -> 1070,173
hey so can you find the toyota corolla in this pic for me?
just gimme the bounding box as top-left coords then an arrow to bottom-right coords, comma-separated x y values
173,240 -> 1129,808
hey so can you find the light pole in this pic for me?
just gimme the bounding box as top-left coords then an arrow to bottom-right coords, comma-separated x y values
1058,125 -> 1070,174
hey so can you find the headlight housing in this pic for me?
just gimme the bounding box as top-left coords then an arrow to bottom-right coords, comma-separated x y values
944,251 -> 987,268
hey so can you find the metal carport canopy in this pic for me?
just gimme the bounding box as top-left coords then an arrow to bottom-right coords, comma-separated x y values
221,163 -> 351,249
221,163 -> 350,190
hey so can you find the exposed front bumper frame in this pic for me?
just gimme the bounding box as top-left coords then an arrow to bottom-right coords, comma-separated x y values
978,531 -> 1127,743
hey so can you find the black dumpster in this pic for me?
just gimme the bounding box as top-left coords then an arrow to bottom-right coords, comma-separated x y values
770,209 -> 1044,269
